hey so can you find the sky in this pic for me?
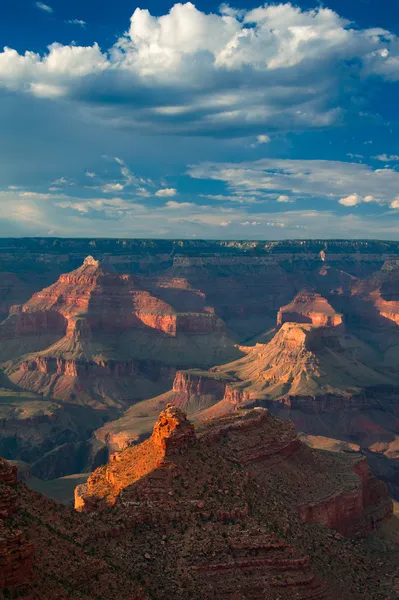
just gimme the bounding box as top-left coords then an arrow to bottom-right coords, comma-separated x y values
1,0 -> 399,239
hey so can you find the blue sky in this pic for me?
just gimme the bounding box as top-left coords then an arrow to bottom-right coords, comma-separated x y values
1,0 -> 399,239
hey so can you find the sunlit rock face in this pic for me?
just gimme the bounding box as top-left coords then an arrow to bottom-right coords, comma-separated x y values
277,290 -> 343,327
1,256 -> 236,411
74,408 -> 393,600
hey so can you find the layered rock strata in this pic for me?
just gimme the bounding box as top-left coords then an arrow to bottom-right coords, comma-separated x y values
277,290 -> 343,327
0,458 -> 34,589
75,407 -> 394,600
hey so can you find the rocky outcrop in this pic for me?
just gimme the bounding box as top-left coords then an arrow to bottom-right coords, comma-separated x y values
1,256 -> 236,412
74,408 -> 395,600
0,459 -> 34,589
9,352 -> 176,410
0,395 -> 82,464
76,405 -> 196,511
297,457 -> 392,537
213,322 -> 394,402
171,370 -> 249,414
7,256 -> 225,339
277,290 -> 343,327
172,370 -> 229,410
151,404 -> 196,454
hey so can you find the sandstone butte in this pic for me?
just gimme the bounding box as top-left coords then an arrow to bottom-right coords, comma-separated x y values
277,289 -> 344,327
0,256 -> 238,411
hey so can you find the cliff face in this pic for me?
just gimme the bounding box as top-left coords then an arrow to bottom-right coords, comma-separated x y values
9,256 -> 225,338
9,354 -> 176,410
297,457 -> 392,536
1,256 -> 237,414
277,290 -> 343,327
0,457 -> 150,599
0,393 -> 82,463
0,458 -> 34,590
213,322 -> 395,402
74,408 -> 395,600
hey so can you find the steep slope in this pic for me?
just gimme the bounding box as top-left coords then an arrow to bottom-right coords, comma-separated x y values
215,322 -> 395,403
74,406 -> 396,600
0,457 -> 148,599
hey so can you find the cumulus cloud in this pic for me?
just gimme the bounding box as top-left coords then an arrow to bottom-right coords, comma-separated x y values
339,194 -> 361,207
0,3 -> 398,136
155,188 -> 177,197
277,195 -> 294,203
249,134 -> 271,147
101,183 -> 124,193
188,158 -> 399,206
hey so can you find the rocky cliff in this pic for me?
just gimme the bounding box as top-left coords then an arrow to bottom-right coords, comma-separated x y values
0,457 -> 149,599
0,458 -> 34,590
277,290 -> 343,327
74,407 -> 396,600
1,256 -> 238,414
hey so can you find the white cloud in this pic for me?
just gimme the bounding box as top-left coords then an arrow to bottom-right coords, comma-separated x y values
66,19 -> 86,27
165,201 -> 195,209
101,183 -> 124,193
0,3 -> 398,136
390,197 -> 399,209
155,188 -> 177,197
85,172 -> 96,178
339,194 -> 361,207
277,194 -> 294,203
36,2 -> 53,13
4,186 -> 399,239
249,134 -> 271,148
188,158 -> 399,206
373,154 -> 399,162
19,191 -> 51,199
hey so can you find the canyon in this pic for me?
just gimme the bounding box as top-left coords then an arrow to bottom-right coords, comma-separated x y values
1,238 -> 399,598
0,239 -> 399,495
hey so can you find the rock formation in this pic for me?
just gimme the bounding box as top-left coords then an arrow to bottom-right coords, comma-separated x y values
74,408 -> 396,600
2,238 -> 399,507
0,458 -> 34,590
277,289 -> 343,327
1,256 -> 238,414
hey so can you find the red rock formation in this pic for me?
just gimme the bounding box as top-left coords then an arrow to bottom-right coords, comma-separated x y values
7,256 -> 226,339
277,290 -> 343,327
74,408 -> 395,600
76,405 -> 195,511
170,370 -> 249,414
152,404 -> 196,454
0,458 -> 34,590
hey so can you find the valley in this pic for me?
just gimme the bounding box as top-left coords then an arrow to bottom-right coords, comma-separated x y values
1,238 -> 399,501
